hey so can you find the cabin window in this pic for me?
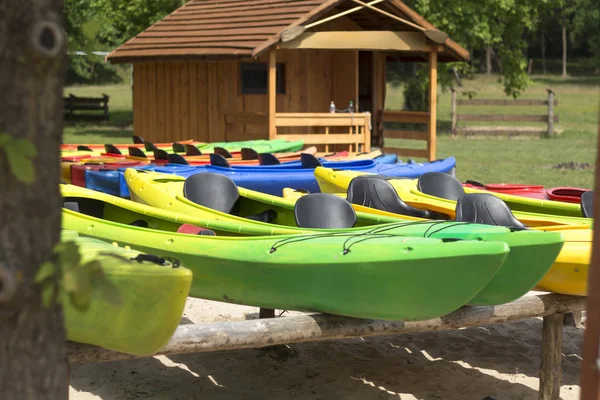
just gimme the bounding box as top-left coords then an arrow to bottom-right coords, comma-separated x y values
240,63 -> 285,95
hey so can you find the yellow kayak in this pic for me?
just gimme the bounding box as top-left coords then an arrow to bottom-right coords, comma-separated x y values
314,167 -> 592,228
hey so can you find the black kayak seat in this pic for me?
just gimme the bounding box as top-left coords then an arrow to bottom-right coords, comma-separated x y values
241,148 -> 259,160
167,153 -> 189,165
213,147 -> 233,159
455,193 -> 528,230
300,153 -> 323,169
153,149 -> 169,160
417,172 -> 465,201
245,209 -> 278,223
128,146 -> 147,158
104,144 -> 122,155
132,135 -> 144,144
172,142 -> 186,153
77,145 -> 93,152
144,141 -> 156,152
258,153 -> 280,165
347,175 -> 431,219
210,153 -> 231,168
295,193 -> 356,229
183,173 -> 240,214
185,144 -> 202,156
581,190 -> 594,218
129,219 -> 149,228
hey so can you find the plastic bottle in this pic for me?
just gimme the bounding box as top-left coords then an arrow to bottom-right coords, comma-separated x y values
329,101 -> 336,113
348,100 -> 354,113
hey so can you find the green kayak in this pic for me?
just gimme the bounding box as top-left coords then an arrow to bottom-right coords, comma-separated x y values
125,171 -> 564,305
63,183 -> 563,308
195,139 -> 304,154
60,230 -> 192,356
62,209 -> 509,321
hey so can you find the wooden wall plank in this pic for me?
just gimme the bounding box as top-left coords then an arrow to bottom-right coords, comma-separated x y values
188,62 -> 198,140
155,63 -> 166,144
132,64 -> 143,141
147,63 -> 158,142
196,62 -> 209,141
171,63 -> 182,143
180,62 -> 190,140
206,63 -> 222,142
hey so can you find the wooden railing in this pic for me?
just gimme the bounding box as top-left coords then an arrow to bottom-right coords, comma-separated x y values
274,113 -> 371,153
381,110 -> 435,160
451,88 -> 559,137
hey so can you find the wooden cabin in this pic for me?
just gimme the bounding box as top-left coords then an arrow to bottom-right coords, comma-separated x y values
107,0 -> 469,159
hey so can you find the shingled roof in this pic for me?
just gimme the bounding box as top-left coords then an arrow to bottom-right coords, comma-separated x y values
107,0 -> 468,64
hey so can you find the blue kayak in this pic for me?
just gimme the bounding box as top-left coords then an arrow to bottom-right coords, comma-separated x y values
85,155 -> 456,197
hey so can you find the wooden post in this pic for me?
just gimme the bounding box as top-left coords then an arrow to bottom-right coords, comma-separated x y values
580,104 -> 600,400
547,89 -> 554,138
563,312 -> 582,327
539,313 -> 564,400
259,308 -> 275,319
451,88 -> 457,137
268,49 -> 277,140
427,50 -> 438,161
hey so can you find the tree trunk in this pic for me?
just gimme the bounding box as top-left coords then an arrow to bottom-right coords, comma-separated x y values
541,30 -> 547,75
0,0 -> 67,399
486,47 -> 492,74
562,24 -> 568,78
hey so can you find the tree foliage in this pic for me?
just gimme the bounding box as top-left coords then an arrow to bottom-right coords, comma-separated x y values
63,0 -> 184,83
399,0 -> 560,105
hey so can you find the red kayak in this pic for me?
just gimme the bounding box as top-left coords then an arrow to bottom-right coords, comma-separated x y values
462,180 -> 589,203
546,187 -> 589,203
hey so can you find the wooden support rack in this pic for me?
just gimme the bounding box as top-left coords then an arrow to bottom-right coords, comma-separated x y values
68,293 -> 584,399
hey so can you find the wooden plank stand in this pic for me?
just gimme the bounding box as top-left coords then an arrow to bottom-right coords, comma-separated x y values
67,293 -> 584,399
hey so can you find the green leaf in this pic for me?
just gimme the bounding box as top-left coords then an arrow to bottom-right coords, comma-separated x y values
35,261 -> 57,283
56,241 -> 82,272
70,291 -> 92,311
41,284 -> 57,309
0,134 -> 37,184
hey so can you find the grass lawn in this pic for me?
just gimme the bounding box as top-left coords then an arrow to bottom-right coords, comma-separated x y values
63,74 -> 599,188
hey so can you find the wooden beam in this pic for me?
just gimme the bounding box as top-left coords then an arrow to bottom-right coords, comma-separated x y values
428,50 -> 437,161
539,313 -> 564,400
67,293 -> 585,364
384,130 -> 428,141
457,114 -> 559,123
268,49 -> 276,140
456,99 -> 558,106
251,0 -> 343,58
276,134 -> 365,145
382,147 -> 429,159
305,0 -> 386,29
278,31 -> 427,51
383,110 -> 429,124
349,0 -> 425,31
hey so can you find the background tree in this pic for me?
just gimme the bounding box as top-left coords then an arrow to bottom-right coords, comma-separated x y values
396,0 -> 561,110
0,0 -> 67,398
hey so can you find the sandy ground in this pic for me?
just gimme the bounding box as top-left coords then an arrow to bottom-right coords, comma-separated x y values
69,296 -> 584,400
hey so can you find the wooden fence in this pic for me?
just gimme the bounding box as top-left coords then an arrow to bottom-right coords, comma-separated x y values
380,110 -> 435,160
275,113 -> 371,153
224,112 -> 371,153
451,89 -> 558,137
